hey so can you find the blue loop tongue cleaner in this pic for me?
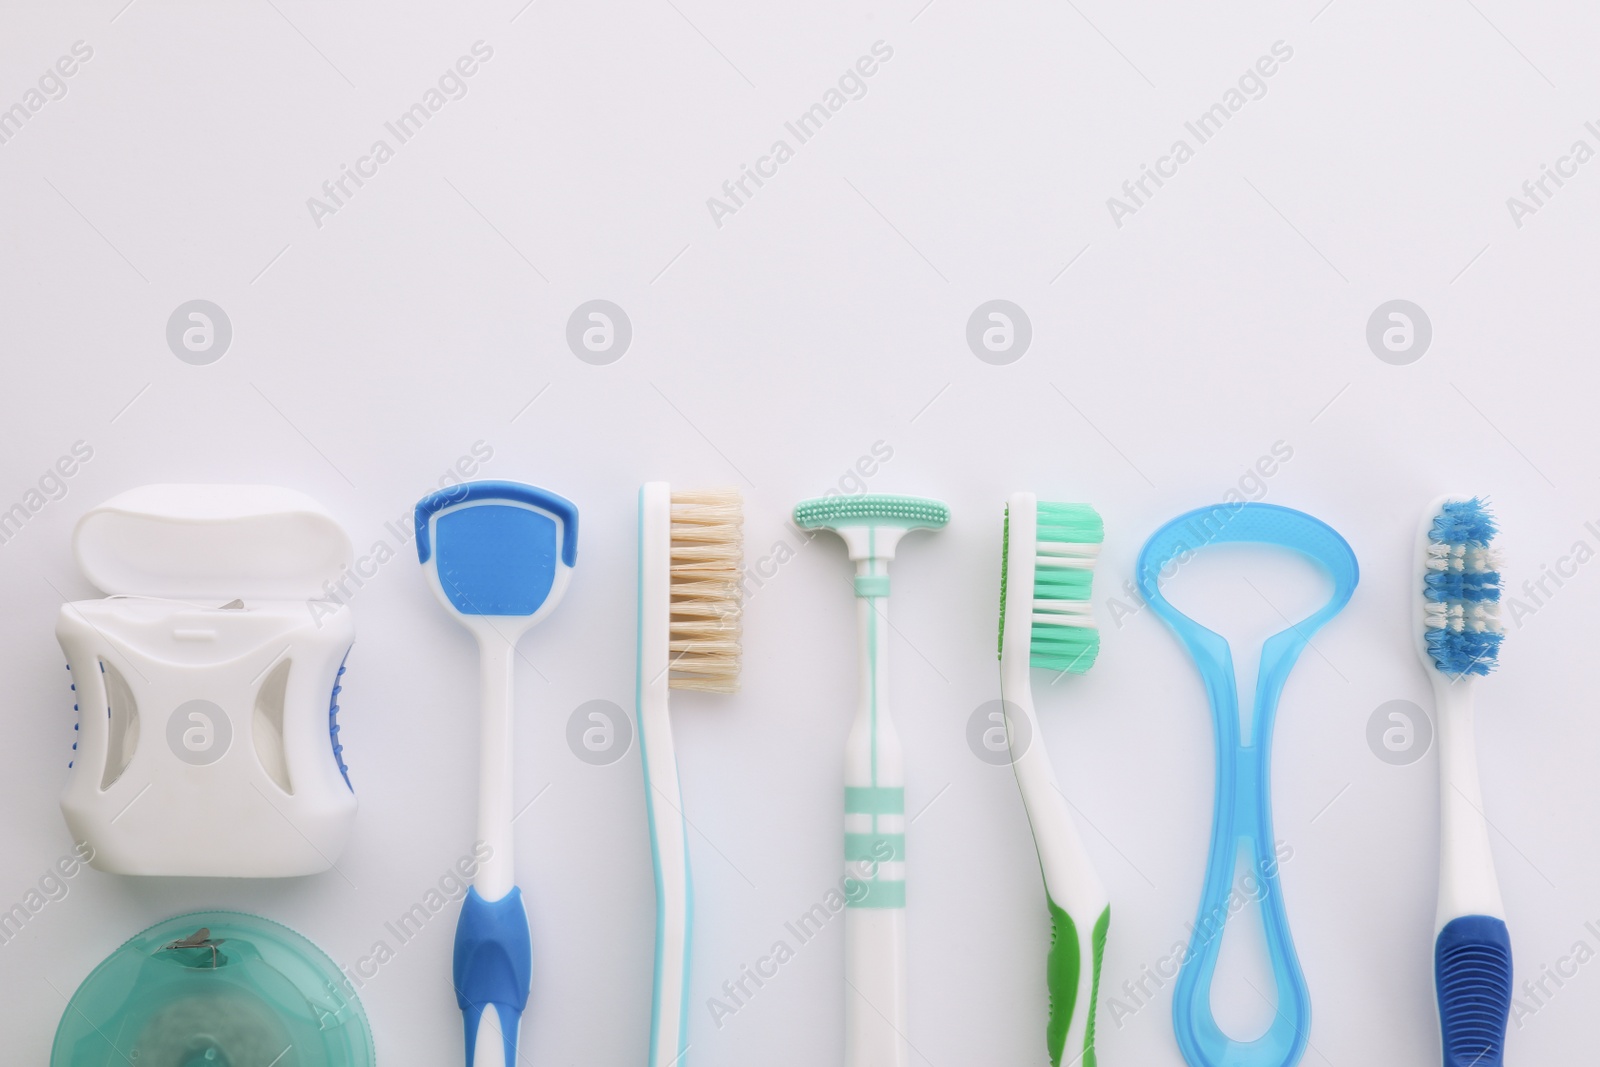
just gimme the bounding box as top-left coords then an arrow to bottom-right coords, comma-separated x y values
1136,503 -> 1358,1067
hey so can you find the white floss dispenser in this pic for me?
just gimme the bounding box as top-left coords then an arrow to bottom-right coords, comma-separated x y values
57,485 -> 358,877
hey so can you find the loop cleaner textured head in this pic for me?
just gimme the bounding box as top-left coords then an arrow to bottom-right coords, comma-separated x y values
52,910 -> 374,1067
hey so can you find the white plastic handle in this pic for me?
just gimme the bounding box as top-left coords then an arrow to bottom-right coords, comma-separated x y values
844,571 -> 909,1067
1433,674 -> 1504,927
846,909 -> 909,1067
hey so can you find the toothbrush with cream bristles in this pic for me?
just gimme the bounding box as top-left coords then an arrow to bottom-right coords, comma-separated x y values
997,493 -> 1108,1067
1415,496 -> 1513,1067
637,483 -> 743,1067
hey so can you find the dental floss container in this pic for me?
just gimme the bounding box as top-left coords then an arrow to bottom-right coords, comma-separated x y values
56,484 -> 358,877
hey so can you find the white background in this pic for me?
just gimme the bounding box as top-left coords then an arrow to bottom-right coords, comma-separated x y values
2,1 -> 1599,1064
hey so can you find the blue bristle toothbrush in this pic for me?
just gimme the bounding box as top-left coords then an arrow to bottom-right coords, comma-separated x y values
415,481 -> 578,1067
1415,496 -> 1512,1067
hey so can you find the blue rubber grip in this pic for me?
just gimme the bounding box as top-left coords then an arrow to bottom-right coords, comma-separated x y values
1435,915 -> 1512,1067
454,886 -> 533,1067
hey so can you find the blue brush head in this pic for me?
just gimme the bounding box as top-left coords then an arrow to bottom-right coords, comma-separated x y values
1423,497 -> 1503,677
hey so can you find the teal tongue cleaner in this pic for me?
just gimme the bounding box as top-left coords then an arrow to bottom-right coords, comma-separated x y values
51,911 -> 374,1067
1136,503 -> 1358,1067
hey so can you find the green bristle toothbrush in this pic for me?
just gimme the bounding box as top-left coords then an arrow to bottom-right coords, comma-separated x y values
997,492 -> 1108,1067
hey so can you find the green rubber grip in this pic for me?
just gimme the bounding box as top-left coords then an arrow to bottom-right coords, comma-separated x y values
1046,898 -> 1110,1067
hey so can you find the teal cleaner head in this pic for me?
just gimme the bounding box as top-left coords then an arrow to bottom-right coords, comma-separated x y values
52,910 -> 375,1067
793,493 -> 948,564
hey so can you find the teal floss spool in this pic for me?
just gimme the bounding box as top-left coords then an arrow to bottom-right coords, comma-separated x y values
52,911 -> 375,1067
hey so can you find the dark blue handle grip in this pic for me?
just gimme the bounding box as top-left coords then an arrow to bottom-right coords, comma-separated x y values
1436,915 -> 1512,1067
455,886 -> 533,1067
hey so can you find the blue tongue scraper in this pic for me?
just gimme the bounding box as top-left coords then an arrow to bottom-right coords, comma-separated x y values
415,481 -> 578,1067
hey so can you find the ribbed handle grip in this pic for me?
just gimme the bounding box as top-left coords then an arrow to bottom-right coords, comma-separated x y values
1046,900 -> 1108,1067
455,887 -> 532,1067
1435,915 -> 1512,1067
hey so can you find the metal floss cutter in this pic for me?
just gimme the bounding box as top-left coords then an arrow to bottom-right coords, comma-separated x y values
1136,503 -> 1358,1067
57,485 -> 358,877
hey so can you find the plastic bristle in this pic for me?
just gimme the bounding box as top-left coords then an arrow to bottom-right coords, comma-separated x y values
1031,628 -> 1101,674
669,488 -> 743,693
1431,498 -> 1499,545
1036,502 -> 1105,544
1423,497 -> 1503,677
1030,501 -> 1101,672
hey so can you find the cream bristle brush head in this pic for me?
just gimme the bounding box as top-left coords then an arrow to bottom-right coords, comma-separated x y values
638,483 -> 742,1067
664,488 -> 743,693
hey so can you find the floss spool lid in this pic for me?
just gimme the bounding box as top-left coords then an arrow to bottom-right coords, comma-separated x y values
74,484 -> 353,599
51,911 -> 375,1067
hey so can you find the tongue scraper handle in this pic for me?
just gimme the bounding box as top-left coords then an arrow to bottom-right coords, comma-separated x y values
455,637 -> 531,1067
415,481 -> 580,1067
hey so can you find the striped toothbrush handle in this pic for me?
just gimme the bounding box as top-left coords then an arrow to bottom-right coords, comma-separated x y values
844,570 -> 908,1067
844,784 -> 907,1067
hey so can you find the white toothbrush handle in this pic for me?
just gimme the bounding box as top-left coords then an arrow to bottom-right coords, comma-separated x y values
638,481 -> 692,1067
846,909 -> 909,1066
845,575 -> 909,1067
999,655 -> 1108,1066
640,659 -> 691,1066
1432,674 -> 1513,1067
1433,677 -> 1503,925
1001,664 -> 1107,926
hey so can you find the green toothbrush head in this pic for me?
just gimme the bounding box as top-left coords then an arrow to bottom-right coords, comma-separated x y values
1000,497 -> 1102,673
